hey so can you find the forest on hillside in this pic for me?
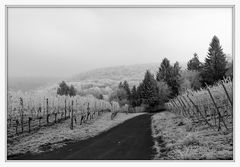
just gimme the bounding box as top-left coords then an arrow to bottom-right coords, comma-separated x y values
104,36 -> 233,111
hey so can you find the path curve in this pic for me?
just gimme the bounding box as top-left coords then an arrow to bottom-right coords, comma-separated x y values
9,114 -> 154,160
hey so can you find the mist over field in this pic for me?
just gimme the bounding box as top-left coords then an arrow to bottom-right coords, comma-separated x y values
8,62 -> 188,92
8,8 -> 232,79
8,76 -> 61,92
8,55 -> 232,93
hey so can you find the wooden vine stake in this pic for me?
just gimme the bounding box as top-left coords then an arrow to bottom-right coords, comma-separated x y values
54,113 -> 57,123
70,100 -> 74,130
20,97 -> 24,133
87,103 -> 90,120
28,117 -> 32,133
181,96 -> 193,118
171,100 -> 180,115
206,87 -> 228,131
169,100 -> 176,113
220,81 -> 233,121
220,81 -> 233,107
175,98 -> 185,117
46,98 -> 49,125
187,95 -> 214,129
177,97 -> 189,117
38,106 -> 42,127
169,100 -> 178,114
64,99 -> 67,119
179,97 -> 188,114
68,101 -> 71,118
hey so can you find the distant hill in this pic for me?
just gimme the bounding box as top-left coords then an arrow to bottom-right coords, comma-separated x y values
72,63 -> 159,83
9,62 -> 187,94
70,62 -> 188,88
8,55 -> 232,94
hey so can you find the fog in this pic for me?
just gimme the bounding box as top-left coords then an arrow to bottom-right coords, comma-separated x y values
8,7 -> 232,78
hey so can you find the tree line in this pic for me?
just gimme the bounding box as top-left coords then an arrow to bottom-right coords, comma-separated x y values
110,35 -> 232,110
56,36 -> 232,111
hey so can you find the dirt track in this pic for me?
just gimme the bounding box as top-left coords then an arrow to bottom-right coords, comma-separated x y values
8,114 -> 154,160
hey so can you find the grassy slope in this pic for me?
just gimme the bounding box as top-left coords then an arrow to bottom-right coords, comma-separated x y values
151,112 -> 233,160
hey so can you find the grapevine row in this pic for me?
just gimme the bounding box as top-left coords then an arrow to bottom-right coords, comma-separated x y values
166,78 -> 233,131
7,93 -> 120,137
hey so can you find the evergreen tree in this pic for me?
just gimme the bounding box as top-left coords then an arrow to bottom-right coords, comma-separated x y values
122,80 -> 131,99
156,58 -> 181,97
118,82 -> 123,89
170,61 -> 182,96
156,58 -> 172,82
136,82 -> 144,106
139,70 -> 159,106
187,53 -> 202,71
200,36 -> 227,85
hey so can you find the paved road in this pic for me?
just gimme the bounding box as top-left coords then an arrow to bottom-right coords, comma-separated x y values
9,114 -> 154,160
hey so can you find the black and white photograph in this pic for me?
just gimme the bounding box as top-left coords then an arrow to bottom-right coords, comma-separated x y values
3,4 -> 237,162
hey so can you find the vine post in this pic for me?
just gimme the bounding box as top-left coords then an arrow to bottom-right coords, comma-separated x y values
20,97 -> 24,133
70,100 -> 74,130
65,99 -> 67,119
46,98 -> 49,125
206,88 -> 228,131
28,117 -> 32,133
187,95 -> 214,129
220,81 -> 233,107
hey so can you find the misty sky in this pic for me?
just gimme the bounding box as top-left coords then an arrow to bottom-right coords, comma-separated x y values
8,7 -> 232,78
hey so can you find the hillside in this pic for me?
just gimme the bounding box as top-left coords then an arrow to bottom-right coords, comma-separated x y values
68,63 -> 160,92
71,63 -> 159,83
8,63 -> 186,94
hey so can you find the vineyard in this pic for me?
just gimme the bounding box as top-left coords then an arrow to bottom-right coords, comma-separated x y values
7,92 -> 121,138
166,78 -> 233,132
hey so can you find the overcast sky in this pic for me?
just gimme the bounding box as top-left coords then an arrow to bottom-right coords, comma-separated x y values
8,7 -> 232,78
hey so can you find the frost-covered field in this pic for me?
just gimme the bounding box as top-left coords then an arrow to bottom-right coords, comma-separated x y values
151,112 -> 233,160
8,112 -> 143,156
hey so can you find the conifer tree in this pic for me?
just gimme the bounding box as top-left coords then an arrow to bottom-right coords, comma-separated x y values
136,82 -> 144,106
123,80 -> 131,99
200,36 -> 227,85
156,58 -> 181,97
156,58 -> 172,82
170,61 -> 182,96
139,70 -> 159,106
187,53 -> 202,71
118,82 -> 123,89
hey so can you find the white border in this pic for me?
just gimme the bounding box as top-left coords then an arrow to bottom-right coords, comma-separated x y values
1,0 -> 240,167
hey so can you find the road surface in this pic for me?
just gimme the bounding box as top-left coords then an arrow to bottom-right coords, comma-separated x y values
8,114 -> 154,160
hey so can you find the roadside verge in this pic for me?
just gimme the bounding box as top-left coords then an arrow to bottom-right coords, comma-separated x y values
151,111 -> 233,160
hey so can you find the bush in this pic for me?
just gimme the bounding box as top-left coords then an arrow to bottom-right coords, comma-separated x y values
57,81 -> 76,96
157,81 -> 172,105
